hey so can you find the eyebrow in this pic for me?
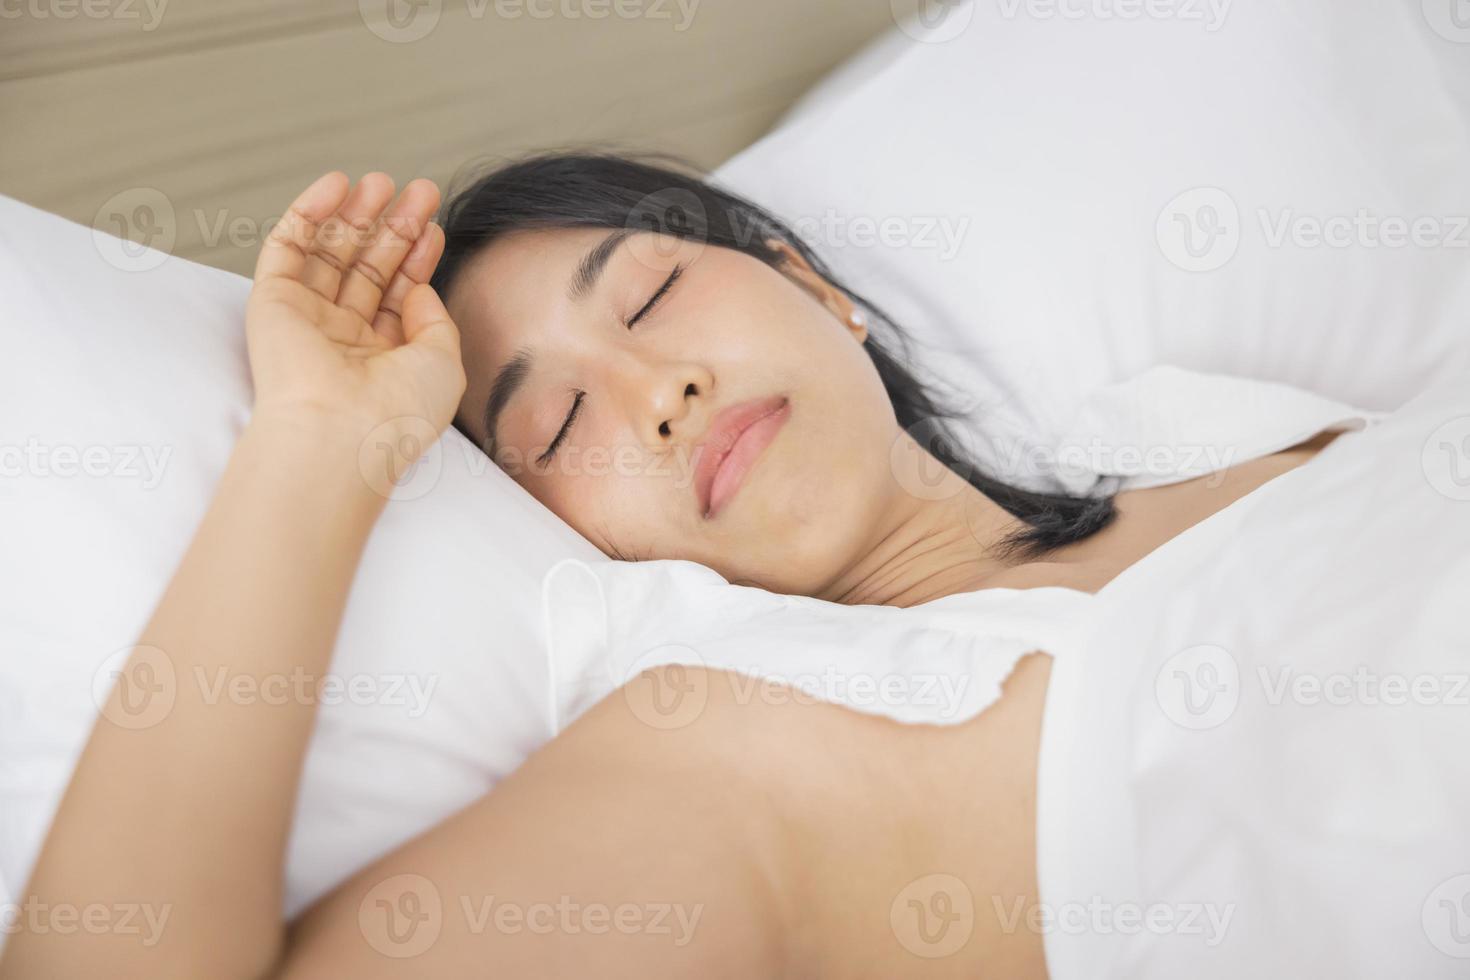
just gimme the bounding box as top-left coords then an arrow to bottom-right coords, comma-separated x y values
481,347 -> 533,454
482,231 -> 632,451
569,229 -> 631,303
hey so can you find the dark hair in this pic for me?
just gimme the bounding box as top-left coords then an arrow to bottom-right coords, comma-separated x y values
432,149 -> 1115,560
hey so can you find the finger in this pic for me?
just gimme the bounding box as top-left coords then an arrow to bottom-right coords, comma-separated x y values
371,221 -> 445,345
391,283 -> 466,428
254,171 -> 350,284
336,178 -> 441,324
400,281 -> 462,359
299,172 -> 396,300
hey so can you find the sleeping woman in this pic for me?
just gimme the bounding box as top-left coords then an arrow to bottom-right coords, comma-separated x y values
0,159 -> 1351,980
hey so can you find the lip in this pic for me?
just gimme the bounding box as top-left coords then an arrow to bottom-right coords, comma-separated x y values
692,395 -> 791,519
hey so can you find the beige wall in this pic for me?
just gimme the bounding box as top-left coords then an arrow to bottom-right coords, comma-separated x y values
0,0 -> 895,275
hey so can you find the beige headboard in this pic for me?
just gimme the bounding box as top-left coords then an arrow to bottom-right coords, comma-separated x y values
0,0 -> 895,275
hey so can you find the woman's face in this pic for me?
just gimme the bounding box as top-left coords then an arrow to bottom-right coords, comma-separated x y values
446,227 -> 905,595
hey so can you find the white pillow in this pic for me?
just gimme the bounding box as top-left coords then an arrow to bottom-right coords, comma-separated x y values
712,0 -> 1470,488
0,194 -> 601,919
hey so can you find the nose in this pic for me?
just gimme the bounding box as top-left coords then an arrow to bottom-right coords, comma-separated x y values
616,357 -> 713,446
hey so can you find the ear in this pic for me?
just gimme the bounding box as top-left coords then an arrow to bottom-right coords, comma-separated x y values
765,237 -> 868,343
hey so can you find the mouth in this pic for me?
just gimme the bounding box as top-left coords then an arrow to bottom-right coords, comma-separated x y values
692,395 -> 791,520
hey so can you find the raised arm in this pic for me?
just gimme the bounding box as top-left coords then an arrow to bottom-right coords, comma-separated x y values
0,172 -> 465,980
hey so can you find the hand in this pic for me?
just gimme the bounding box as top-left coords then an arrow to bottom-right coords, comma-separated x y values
244,171 -> 467,455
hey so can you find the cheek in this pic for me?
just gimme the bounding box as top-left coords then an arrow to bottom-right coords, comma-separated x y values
512,439 -> 694,553
516,466 -> 616,549
704,277 -> 869,392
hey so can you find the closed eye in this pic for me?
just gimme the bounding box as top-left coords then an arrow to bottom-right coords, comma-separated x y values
625,263 -> 683,328
538,389 -> 585,464
538,264 -> 681,463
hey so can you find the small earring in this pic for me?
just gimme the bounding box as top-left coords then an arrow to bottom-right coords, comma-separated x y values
848,309 -> 868,329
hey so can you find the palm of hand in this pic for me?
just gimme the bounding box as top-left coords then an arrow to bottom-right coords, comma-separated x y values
244,171 -> 466,444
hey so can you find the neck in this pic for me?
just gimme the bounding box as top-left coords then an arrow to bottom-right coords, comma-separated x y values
816,438 -> 1026,608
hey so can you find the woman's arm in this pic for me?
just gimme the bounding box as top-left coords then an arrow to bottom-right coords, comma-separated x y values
0,171 -> 465,980
0,422 -> 385,980
275,666 -> 791,980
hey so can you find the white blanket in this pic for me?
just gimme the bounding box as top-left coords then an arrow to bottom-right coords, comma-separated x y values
1038,367 -> 1470,977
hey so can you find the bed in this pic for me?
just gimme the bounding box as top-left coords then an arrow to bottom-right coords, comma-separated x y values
3,0 -> 1470,972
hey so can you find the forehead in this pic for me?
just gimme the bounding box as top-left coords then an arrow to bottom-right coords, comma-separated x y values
447,226 -> 609,409
447,225 -> 607,331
